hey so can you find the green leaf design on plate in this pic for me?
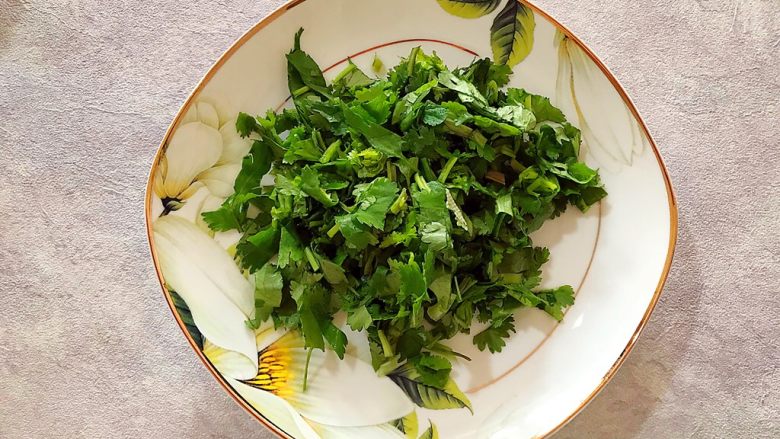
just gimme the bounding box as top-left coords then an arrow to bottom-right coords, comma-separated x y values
389,363 -> 473,412
436,0 -> 502,18
490,1 -> 535,66
419,422 -> 440,439
169,289 -> 204,350
392,411 -> 419,439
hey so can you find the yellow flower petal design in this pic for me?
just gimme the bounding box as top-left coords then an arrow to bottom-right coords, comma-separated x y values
219,119 -> 253,165
160,122 -> 222,199
272,338 -> 414,426
178,180 -> 206,201
218,331 -> 413,428
238,332 -> 304,398
205,322 -> 287,379
206,327 -> 415,429
153,216 -> 257,379
224,376 -> 321,439
152,161 -> 167,200
197,163 -> 241,198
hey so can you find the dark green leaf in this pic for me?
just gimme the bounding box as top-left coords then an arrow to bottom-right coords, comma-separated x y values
342,103 -> 406,159
436,0 -> 502,18
237,223 -> 280,271
234,140 -> 273,194
388,363 -> 472,412
490,1 -> 535,66
287,29 -> 331,98
169,290 -> 203,350
323,321 -> 347,359
201,193 -> 258,232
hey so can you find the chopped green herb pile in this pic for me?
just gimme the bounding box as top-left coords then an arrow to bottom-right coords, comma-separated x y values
203,30 -> 606,386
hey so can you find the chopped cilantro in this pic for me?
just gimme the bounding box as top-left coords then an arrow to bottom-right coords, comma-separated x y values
203,29 -> 607,388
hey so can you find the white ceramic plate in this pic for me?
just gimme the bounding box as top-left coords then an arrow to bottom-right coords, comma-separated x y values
145,1 -> 677,437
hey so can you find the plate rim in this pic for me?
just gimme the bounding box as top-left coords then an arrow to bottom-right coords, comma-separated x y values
143,1 -> 679,437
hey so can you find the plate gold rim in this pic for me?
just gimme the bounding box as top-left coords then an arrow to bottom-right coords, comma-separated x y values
144,1 -> 679,437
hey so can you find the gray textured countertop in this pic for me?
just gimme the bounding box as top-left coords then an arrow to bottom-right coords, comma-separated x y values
1,0 -> 777,437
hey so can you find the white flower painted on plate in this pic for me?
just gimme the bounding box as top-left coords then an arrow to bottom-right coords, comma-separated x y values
205,325 -> 414,438
153,215 -> 258,379
555,31 -> 648,170
151,99 -> 252,218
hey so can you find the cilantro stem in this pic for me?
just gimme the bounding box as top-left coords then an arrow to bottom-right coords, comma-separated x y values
453,275 -> 463,302
292,85 -> 311,97
407,47 -> 420,76
377,329 -> 394,358
313,129 -> 326,152
304,247 -> 320,271
420,158 -> 436,181
332,61 -> 357,83
470,129 -> 488,146
386,162 -> 396,182
326,223 -> 340,238
497,144 -> 514,157
438,157 -> 458,183
389,189 -> 408,214
320,140 -> 341,163
302,347 -> 313,392
414,173 -> 429,192
443,120 -> 472,138
450,351 -> 472,361
510,158 -> 526,172
362,251 -> 375,277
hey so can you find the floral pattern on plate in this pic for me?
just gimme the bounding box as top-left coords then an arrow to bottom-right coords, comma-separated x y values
147,1 -> 674,438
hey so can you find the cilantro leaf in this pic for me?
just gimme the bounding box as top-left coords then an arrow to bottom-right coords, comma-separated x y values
201,193 -> 258,232
422,104 -> 448,126
474,318 -> 516,353
237,223 -> 280,271
506,88 -> 566,123
351,177 -> 399,229
287,28 -> 331,98
300,166 -> 338,207
347,306 -> 373,331
342,103 -> 406,159
246,263 -> 283,328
